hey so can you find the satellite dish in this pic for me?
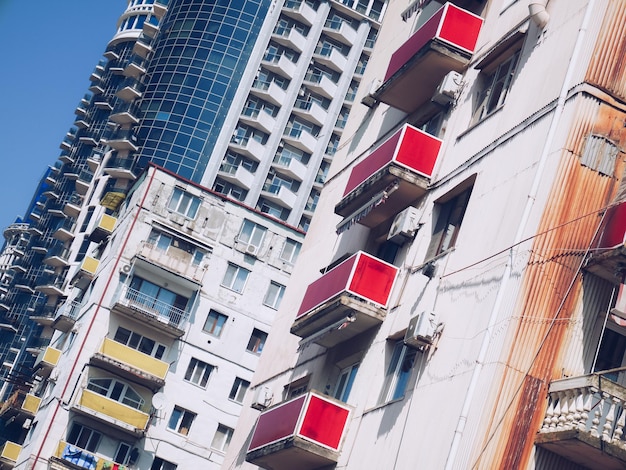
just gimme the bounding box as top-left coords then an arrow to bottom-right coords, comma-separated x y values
151,392 -> 167,410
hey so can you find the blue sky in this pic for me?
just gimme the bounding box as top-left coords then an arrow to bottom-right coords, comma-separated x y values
0,1 -> 123,232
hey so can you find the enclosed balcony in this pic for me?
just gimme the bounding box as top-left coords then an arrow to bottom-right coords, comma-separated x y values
51,440 -> 126,470
374,3 -> 483,112
0,441 -> 20,468
72,256 -> 100,289
283,0 -> 317,26
105,129 -> 139,152
71,388 -> 150,437
91,338 -> 168,390
273,27 -> 307,53
585,201 -> 626,283
291,251 -> 398,347
262,54 -> 297,78
111,284 -> 191,338
303,72 -> 338,100
247,391 -> 351,470
0,390 -> 41,422
536,372 -> 626,469
218,162 -> 255,190
89,214 -> 117,243
34,346 -> 61,378
335,124 -> 442,229
104,156 -> 137,179
136,241 -> 206,284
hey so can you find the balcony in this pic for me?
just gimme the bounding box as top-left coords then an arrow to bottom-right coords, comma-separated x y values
74,116 -> 90,129
104,156 -> 137,179
72,256 -> 99,289
73,175 -> 92,199
0,442 -> 20,468
291,252 -> 398,348
273,155 -> 308,182
247,391 -> 351,470
292,99 -> 327,126
261,183 -> 298,210
303,73 -> 338,100
218,162 -> 255,190
35,273 -> 65,297
262,54 -> 297,78
250,80 -> 287,106
51,440 -> 126,470
90,214 -> 117,243
152,0 -> 168,19
283,126 -> 317,154
52,218 -> 76,242
313,46 -> 348,73
283,0 -> 317,26
89,83 -> 105,95
93,97 -> 113,111
229,137 -> 266,162
116,80 -> 144,102
34,346 -> 61,378
53,299 -> 81,332
536,372 -> 626,469
335,124 -> 442,228
123,55 -> 147,79
143,18 -> 159,37
109,102 -> 141,125
323,19 -> 357,46
72,388 -> 150,437
43,245 -> 71,267
132,35 -> 153,58
87,154 -> 102,171
273,27 -> 307,53
240,109 -> 276,134
90,338 -> 168,390
0,390 -> 41,421
105,129 -> 139,152
137,241 -> 206,284
111,284 -> 191,338
62,166 -> 80,181
63,193 -> 83,218
79,135 -> 99,146
585,201 -> 626,283
374,3 -> 483,112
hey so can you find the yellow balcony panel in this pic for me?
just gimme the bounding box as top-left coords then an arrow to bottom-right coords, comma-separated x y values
0,391 -> 41,421
0,441 -> 20,467
73,389 -> 149,436
35,346 -> 61,376
72,257 -> 100,289
89,214 -> 117,243
91,338 -> 168,390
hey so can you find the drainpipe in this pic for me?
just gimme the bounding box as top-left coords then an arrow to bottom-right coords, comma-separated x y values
444,0 -> 596,468
529,0 -> 550,29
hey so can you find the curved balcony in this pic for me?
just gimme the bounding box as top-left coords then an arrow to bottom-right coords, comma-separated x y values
247,391 -> 351,470
335,124 -> 442,229
123,55 -> 147,79
292,251 -> 398,347
90,338 -> 168,391
374,3 -> 483,112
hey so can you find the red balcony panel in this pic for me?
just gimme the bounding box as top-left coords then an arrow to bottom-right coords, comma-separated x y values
375,3 -> 483,112
599,201 -> 626,249
297,252 -> 398,319
343,125 -> 441,197
247,392 -> 351,470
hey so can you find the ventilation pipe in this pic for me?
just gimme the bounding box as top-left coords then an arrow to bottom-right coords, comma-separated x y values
529,0 -> 549,28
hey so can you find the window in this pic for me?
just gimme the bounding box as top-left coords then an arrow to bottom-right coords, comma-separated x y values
114,326 -> 166,359
128,276 -> 189,323
87,378 -> 144,410
114,442 -> 133,465
594,328 -> 626,382
211,424 -> 234,452
221,263 -> 250,293
246,328 -> 268,354
238,220 -> 267,249
426,185 -> 473,259
472,50 -> 520,123
379,341 -> 417,403
203,309 -> 228,337
184,358 -> 214,388
334,363 -> 359,402
280,238 -> 301,264
229,377 -> 250,403
264,281 -> 285,310
151,457 -> 177,470
67,423 -> 102,452
168,406 -> 196,436
167,187 -> 200,218
147,229 -> 205,265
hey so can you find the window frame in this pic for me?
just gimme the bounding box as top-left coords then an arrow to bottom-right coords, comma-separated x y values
334,363 -> 359,402
67,423 -> 102,453
379,341 -> 417,404
238,220 -> 267,249
263,281 -> 285,310
246,328 -> 268,355
280,238 -> 301,264
229,377 -> 250,403
203,309 -> 228,337
221,263 -> 250,293
184,358 -> 214,388
86,377 -> 144,410
167,187 -> 201,219
211,424 -> 234,453
113,326 -> 166,359
167,406 -> 196,436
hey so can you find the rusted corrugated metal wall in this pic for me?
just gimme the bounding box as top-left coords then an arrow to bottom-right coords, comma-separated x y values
473,94 -> 626,469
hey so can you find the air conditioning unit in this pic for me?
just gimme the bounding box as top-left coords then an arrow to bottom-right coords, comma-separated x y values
23,418 -> 32,429
251,386 -> 272,411
388,206 -> 420,243
119,264 -> 132,275
432,71 -> 463,105
246,244 -> 258,256
361,78 -> 382,108
404,311 -> 437,349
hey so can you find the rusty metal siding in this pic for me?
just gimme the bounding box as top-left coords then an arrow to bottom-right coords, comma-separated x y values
472,94 -> 626,469
585,0 -> 626,101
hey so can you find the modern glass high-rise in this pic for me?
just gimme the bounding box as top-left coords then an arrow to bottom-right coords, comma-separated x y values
0,0 -> 387,462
